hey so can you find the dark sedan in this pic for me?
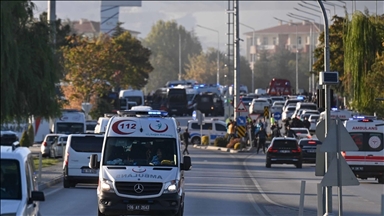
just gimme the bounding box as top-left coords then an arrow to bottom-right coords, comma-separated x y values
298,138 -> 322,163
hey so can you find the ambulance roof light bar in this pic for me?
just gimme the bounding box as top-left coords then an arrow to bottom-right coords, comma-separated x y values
117,110 -> 168,117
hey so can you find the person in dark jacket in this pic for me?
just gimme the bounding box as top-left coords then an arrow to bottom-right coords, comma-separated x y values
271,122 -> 282,138
303,117 -> 310,129
255,127 -> 268,154
286,125 -> 298,138
182,129 -> 190,155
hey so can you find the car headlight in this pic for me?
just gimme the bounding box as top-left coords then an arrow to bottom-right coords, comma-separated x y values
163,180 -> 179,193
100,179 -> 114,193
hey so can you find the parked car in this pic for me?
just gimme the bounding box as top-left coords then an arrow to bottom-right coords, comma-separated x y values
49,135 -> 68,158
282,105 -> 296,120
41,134 -> 64,157
298,138 -> 322,163
249,98 -> 270,114
308,114 -> 320,132
266,137 -> 303,168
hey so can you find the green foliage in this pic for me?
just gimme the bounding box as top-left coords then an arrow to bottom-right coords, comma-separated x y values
344,12 -> 382,113
1,1 -> 68,124
112,22 -> 126,38
19,131 -> 31,148
62,32 -> 152,104
89,98 -> 113,120
214,137 -> 227,147
143,20 -> 202,91
27,124 -> 35,146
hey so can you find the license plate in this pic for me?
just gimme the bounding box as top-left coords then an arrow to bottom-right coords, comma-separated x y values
307,150 -> 316,153
81,168 -> 97,174
127,204 -> 150,211
172,109 -> 177,112
351,167 -> 364,171
279,150 -> 290,153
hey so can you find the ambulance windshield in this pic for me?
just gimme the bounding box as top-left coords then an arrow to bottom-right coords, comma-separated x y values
103,137 -> 178,167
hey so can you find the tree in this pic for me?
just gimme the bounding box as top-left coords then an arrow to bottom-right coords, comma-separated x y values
27,124 -> 35,146
344,11 -> 382,112
19,130 -> 31,148
1,1 -> 62,124
61,32 -> 153,109
143,20 -> 202,91
112,22 -> 126,38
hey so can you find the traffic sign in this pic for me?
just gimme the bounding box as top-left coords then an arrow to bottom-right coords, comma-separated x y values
235,101 -> 248,112
192,111 -> 197,120
320,119 -> 358,152
249,114 -> 261,122
320,156 -> 359,186
264,106 -> 269,117
273,112 -> 282,121
237,126 -> 246,137
236,116 -> 247,126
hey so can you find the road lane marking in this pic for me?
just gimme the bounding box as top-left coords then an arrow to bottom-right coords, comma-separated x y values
242,153 -> 291,208
44,187 -> 62,196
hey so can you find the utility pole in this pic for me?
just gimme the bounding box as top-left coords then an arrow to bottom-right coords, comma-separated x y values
234,0 -> 240,120
178,33 -> 182,81
47,0 -> 56,46
226,0 -> 235,119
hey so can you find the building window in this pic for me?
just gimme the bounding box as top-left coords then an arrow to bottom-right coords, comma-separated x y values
298,36 -> 302,45
263,37 -> 268,45
273,37 -> 277,45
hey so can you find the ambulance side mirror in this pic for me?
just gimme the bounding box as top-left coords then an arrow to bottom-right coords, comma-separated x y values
181,156 -> 192,171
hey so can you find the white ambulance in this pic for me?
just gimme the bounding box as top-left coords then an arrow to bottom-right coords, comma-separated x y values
343,117 -> 384,183
50,109 -> 86,134
187,119 -> 227,145
89,110 -> 191,216
319,109 -> 353,122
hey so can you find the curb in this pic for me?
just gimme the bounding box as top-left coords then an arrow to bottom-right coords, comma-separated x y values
193,144 -> 254,153
38,175 -> 63,191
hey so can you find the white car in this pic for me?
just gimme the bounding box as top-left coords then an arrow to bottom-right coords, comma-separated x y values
49,134 -> 68,158
282,105 -> 296,120
249,98 -> 270,114
308,114 -> 320,132
291,128 -> 311,140
270,101 -> 285,114
41,134 -> 64,157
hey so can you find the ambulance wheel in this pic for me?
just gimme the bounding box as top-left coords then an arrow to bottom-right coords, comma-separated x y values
378,175 -> 384,184
98,208 -> 106,216
191,137 -> 200,145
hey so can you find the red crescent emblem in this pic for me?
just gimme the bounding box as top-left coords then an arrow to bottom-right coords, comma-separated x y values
149,123 -> 168,133
112,120 -> 136,135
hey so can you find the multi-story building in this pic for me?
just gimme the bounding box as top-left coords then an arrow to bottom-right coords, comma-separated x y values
68,19 -> 140,38
243,20 -> 323,64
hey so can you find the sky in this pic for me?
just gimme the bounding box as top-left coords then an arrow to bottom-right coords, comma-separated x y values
32,1 -> 383,56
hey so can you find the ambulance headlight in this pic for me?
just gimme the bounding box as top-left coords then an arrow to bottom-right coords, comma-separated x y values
100,179 -> 114,192
163,180 -> 179,193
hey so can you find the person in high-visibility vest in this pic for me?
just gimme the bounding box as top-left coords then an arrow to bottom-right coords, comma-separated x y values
270,113 -> 276,126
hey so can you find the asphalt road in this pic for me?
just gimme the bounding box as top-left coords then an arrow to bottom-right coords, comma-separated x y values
39,147 -> 383,216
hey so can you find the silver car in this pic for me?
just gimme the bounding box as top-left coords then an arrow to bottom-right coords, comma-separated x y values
40,134 -> 64,157
49,135 -> 68,158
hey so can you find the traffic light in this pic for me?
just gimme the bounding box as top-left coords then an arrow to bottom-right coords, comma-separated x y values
317,89 -> 335,109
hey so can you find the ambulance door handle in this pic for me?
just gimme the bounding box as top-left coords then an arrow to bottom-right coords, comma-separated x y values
367,154 -> 373,157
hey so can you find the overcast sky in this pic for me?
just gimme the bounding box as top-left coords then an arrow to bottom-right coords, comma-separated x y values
32,1 -> 383,55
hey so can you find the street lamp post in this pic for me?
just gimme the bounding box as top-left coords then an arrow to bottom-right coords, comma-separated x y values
294,7 -> 323,25
288,13 -> 319,94
299,2 -> 332,19
274,17 -> 299,94
240,23 -> 256,92
197,25 -> 220,85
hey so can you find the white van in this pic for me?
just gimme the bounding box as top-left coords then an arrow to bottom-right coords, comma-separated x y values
343,117 -> 384,183
319,109 -> 352,122
94,117 -> 111,134
0,145 -> 45,215
89,110 -> 191,216
63,134 -> 104,188
119,89 -> 144,106
187,119 -> 227,145
50,109 -> 86,134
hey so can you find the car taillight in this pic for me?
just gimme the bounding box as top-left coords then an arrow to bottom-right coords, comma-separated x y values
308,141 -> 317,145
65,152 -> 69,166
268,148 -> 278,153
292,147 -> 301,153
341,151 -> 346,157
43,141 -> 47,146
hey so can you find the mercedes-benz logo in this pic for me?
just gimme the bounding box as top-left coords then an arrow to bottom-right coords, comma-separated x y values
134,184 -> 144,193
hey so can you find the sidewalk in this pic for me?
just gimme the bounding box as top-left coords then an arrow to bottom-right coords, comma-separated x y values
36,160 -> 63,191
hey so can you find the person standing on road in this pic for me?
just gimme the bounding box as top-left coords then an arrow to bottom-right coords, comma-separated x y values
182,128 -> 190,155
255,127 -> 267,154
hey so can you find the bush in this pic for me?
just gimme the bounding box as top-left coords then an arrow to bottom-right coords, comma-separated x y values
202,136 -> 209,145
27,124 -> 35,146
214,137 -> 227,147
19,131 -> 31,148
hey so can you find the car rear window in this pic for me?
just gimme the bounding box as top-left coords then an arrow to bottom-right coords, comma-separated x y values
300,140 -> 322,146
70,136 -> 103,153
293,129 -> 309,134
0,134 -> 18,146
273,140 -> 297,148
